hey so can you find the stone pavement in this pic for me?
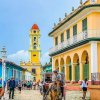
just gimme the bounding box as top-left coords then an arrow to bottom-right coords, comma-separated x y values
65,91 -> 90,100
3,89 -> 90,100
3,89 -> 43,100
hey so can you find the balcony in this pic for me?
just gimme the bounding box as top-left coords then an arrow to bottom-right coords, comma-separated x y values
49,30 -> 100,55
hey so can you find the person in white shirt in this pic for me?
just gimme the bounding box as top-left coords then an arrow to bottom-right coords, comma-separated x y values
81,78 -> 88,100
52,70 -> 61,82
33,81 -> 36,90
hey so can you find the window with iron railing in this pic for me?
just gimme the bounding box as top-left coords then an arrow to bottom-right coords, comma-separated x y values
73,24 -> 77,36
55,37 -> 58,46
82,18 -> 87,31
66,29 -> 70,39
61,33 -> 64,43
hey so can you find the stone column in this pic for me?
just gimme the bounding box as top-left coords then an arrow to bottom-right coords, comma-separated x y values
72,63 -> 75,81
65,64 -> 67,81
90,41 -> 98,82
91,41 -> 98,73
59,66 -> 62,73
65,64 -> 70,81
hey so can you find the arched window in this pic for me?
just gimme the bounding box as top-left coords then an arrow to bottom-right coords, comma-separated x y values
34,37 -> 36,41
33,43 -> 37,49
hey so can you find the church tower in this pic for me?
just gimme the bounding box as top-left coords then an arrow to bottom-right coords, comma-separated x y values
29,24 -> 41,65
20,24 -> 41,82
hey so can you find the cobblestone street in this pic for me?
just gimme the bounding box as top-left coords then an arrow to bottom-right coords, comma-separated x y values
65,91 -> 90,100
4,89 -> 43,100
3,89 -> 91,100
14,90 -> 42,100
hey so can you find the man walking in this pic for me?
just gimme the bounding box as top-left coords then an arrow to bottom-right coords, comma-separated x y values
9,77 -> 15,99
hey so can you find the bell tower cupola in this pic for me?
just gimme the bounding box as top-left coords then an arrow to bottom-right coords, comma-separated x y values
29,24 -> 41,64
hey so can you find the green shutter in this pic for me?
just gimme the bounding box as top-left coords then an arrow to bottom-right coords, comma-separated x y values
75,65 -> 80,81
69,65 -> 72,81
82,18 -> 87,31
61,33 -> 64,42
55,37 -> 58,45
73,25 -> 77,36
67,29 -> 70,39
83,64 -> 89,80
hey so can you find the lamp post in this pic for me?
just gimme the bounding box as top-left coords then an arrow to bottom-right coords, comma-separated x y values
1,47 -> 7,87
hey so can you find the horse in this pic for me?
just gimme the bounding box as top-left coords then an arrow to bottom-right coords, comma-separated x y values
49,81 -> 63,100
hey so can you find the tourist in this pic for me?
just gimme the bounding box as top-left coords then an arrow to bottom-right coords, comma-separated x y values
6,79 -> 10,92
81,78 -> 88,100
27,81 -> 31,90
39,81 -> 43,95
9,77 -> 16,99
24,81 -> 27,90
18,81 -> 22,93
30,81 -> 33,90
22,81 -> 24,89
33,80 -> 36,90
37,80 -> 40,90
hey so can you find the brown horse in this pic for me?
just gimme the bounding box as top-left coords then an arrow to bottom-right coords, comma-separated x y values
49,81 -> 63,100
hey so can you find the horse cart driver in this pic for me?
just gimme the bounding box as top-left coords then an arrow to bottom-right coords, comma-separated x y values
49,70 -> 64,100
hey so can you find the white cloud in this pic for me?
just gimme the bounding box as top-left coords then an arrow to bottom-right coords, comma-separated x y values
8,50 -> 50,66
8,50 -> 29,65
41,52 -> 50,65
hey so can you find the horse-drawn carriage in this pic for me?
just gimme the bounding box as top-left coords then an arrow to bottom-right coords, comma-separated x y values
41,72 -> 66,100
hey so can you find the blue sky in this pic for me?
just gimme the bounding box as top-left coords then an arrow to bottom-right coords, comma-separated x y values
0,0 -> 86,65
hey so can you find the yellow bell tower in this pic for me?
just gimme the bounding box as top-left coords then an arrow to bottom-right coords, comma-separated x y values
20,24 -> 41,82
29,24 -> 41,65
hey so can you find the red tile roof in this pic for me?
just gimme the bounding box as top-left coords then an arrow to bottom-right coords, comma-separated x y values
31,24 -> 39,30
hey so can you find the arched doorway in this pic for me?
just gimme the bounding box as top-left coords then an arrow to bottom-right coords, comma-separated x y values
66,56 -> 72,81
81,51 -> 89,80
55,59 -> 59,71
60,58 -> 64,73
73,53 -> 80,81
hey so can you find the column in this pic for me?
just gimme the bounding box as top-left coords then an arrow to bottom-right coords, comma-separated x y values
72,63 -> 75,81
91,41 -> 98,73
59,66 -> 62,73
79,62 -> 84,81
65,65 -> 67,81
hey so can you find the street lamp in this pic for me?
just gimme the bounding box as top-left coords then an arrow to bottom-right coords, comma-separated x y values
1,47 -> 7,87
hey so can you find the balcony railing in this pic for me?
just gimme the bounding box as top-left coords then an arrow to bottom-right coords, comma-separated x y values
49,30 -> 100,55
91,73 -> 100,81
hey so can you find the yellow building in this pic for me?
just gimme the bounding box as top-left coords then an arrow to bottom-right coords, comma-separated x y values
49,0 -> 100,84
20,24 -> 41,82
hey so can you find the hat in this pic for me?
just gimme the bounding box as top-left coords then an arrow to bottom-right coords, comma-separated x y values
53,70 -> 58,73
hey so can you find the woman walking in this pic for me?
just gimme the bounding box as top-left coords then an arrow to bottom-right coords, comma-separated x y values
81,78 -> 88,100
18,81 -> 22,93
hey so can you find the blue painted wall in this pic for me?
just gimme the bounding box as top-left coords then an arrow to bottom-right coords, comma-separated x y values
0,61 -> 24,84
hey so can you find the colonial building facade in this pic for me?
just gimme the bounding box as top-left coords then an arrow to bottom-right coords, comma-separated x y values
0,59 -> 24,83
49,0 -> 100,83
20,24 -> 41,82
